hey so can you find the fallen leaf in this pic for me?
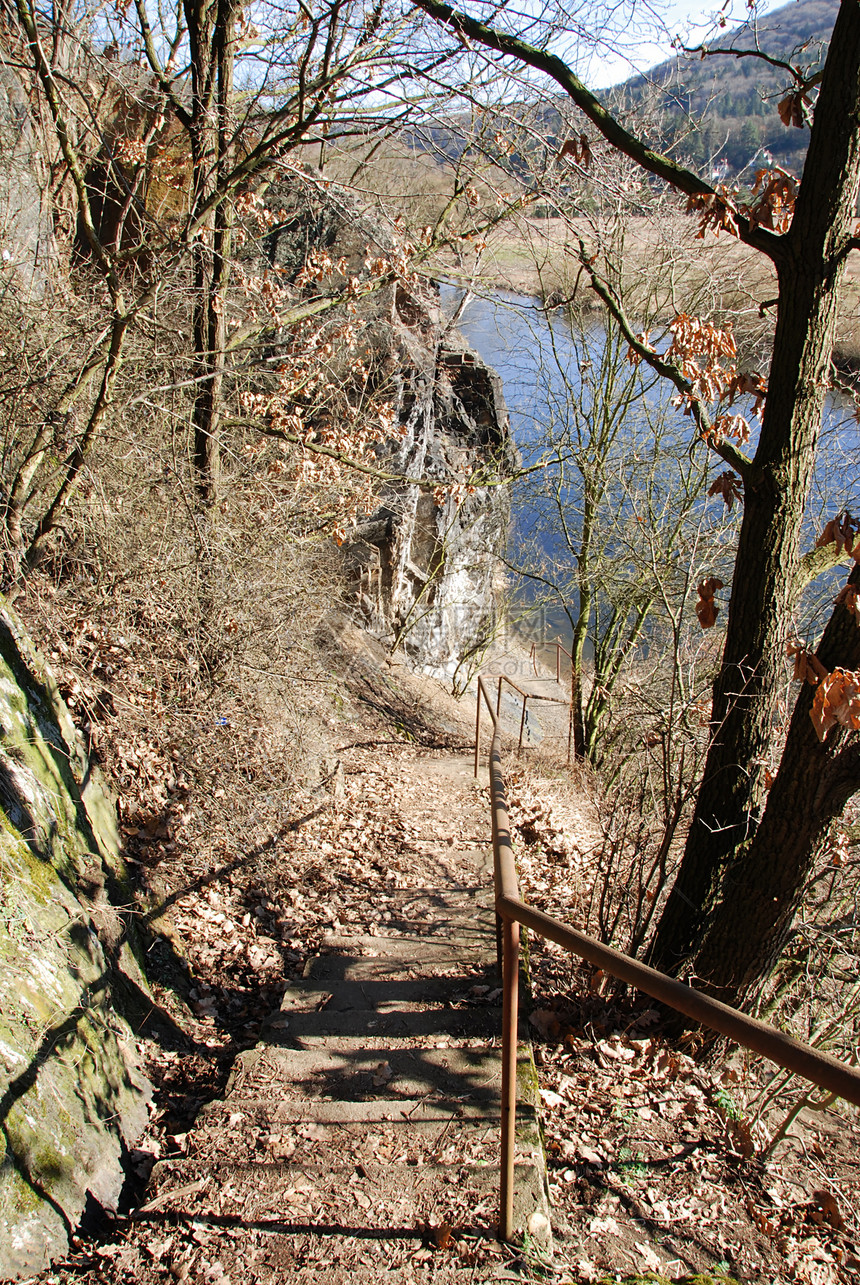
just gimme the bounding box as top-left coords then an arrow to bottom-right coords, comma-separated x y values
432,1222 -> 454,1250
810,1189 -> 845,1231
372,1060 -> 394,1086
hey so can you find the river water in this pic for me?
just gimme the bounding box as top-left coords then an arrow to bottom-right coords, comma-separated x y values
441,285 -> 860,651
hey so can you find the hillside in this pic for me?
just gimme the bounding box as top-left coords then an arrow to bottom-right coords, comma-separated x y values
614,0 -> 838,176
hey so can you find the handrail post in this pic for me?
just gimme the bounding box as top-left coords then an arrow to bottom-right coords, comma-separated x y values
518,694 -> 528,755
567,679 -> 574,765
474,682 -> 482,779
499,914 -> 520,1243
497,675 -> 502,716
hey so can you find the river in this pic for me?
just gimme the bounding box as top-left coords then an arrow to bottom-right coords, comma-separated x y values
441,285 -> 860,652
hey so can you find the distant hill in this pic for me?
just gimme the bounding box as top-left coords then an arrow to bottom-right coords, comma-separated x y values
405,0 -> 838,192
614,0 -> 838,178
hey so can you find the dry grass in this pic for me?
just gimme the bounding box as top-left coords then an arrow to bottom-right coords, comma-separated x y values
432,211 -> 860,367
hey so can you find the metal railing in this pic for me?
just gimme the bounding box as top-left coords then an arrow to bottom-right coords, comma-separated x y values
529,638 -> 574,687
474,674 -> 860,1243
475,672 -> 570,770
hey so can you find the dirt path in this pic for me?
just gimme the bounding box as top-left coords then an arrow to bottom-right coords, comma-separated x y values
76,742 -> 552,1284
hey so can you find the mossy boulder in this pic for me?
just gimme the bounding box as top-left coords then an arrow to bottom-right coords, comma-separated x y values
0,602 -> 152,1279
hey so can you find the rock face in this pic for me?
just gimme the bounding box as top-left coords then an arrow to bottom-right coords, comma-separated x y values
262,178 -> 515,682
348,290 -> 513,680
0,56 -> 56,297
0,604 -> 151,1280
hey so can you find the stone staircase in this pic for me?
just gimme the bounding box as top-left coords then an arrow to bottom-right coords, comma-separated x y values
138,754 -> 551,1282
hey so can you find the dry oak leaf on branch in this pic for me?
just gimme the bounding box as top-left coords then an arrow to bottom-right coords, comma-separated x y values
686,187 -> 740,238
708,470 -> 744,510
778,90 -> 813,128
815,510 -> 859,557
725,369 -> 767,417
558,133 -> 591,165
787,639 -> 828,685
810,668 -> 860,742
747,166 -> 798,234
686,166 -> 797,238
695,576 -> 724,629
835,583 -> 860,626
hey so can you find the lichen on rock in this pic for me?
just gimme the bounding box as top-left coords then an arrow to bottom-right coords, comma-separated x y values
0,601 -> 152,1280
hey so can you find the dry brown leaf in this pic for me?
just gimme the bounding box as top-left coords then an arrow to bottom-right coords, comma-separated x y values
810,668 -> 860,741
530,1008 -> 561,1040
708,470 -> 744,510
815,510 -> 857,554
431,1221 -> 454,1251
778,90 -> 811,128
695,577 -> 724,628
810,1189 -> 845,1231
835,583 -> 860,624
787,639 -> 828,685
558,133 -> 591,165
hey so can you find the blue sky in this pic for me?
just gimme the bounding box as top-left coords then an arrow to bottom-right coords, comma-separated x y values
587,0 -> 779,86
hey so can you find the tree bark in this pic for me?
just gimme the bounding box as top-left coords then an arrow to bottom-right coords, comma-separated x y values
186,0 -> 236,511
691,561 -> 860,1005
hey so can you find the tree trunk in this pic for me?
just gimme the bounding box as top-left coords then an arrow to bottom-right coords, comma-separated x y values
186,0 -> 236,511
648,0 -> 860,980
691,561 -> 860,1005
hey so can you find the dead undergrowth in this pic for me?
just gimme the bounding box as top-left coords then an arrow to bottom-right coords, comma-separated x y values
502,756 -> 860,1285
13,589 -> 860,1285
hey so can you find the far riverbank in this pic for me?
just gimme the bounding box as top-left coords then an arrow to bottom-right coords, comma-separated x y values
431,212 -> 860,371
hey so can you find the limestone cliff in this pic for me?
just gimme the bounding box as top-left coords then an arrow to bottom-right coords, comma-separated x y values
347,287 -> 513,680
0,56 -> 56,297
262,178 -> 515,680
0,604 -> 151,1280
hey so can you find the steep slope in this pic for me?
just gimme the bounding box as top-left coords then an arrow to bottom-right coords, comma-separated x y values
0,602 -> 152,1278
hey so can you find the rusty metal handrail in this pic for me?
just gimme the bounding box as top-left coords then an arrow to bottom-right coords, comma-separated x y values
474,674 -> 860,1243
475,673 -> 569,771
530,638 -> 574,686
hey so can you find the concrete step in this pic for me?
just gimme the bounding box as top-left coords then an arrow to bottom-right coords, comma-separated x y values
266,1005 -> 503,1043
313,932 -> 496,963
143,1156 -> 550,1244
278,974 -> 499,1014
183,1107 -> 543,1169
301,954 -> 494,982
197,1096 -> 539,1128
224,1043 -> 537,1106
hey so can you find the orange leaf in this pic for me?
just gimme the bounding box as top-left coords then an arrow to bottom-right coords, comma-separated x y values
695,577 -> 724,629
810,668 -> 860,741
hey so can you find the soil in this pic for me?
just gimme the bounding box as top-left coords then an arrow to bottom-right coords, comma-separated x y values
22,628 -> 860,1285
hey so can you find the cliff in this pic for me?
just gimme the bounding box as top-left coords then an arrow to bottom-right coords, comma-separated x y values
0,604 -> 152,1279
262,178 -> 515,681
347,288 -> 513,680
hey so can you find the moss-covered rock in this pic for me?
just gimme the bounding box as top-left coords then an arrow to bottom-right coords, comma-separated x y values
0,601 -> 152,1279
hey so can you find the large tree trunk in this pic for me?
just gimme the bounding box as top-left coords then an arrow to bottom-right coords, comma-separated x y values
692,562 -> 860,1005
648,0 -> 860,982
